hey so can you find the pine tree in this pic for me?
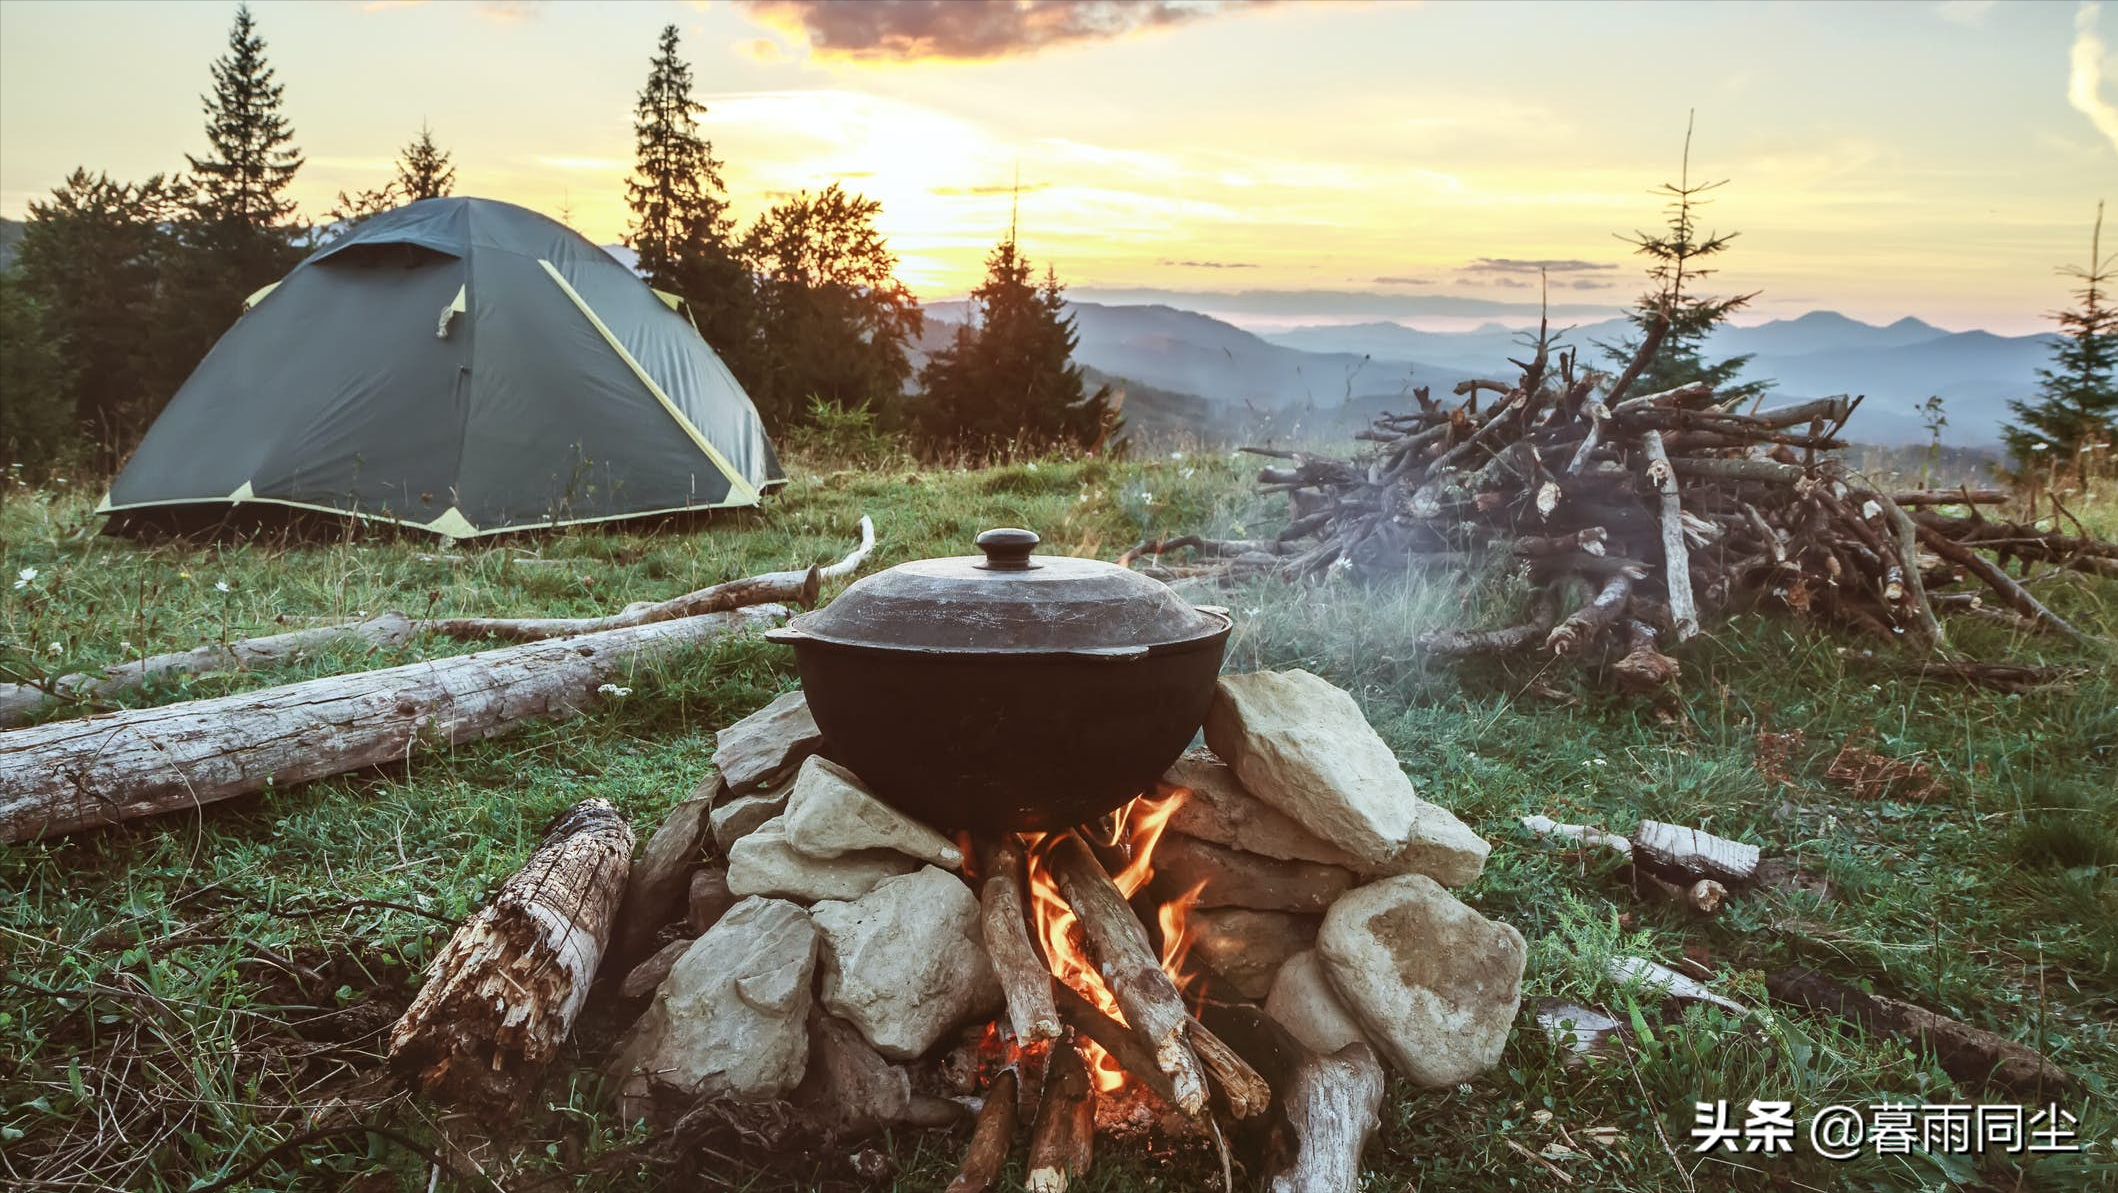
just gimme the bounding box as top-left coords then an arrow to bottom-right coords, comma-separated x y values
1598,117 -> 1768,403
17,170 -> 183,460
624,25 -> 751,362
918,235 -> 1114,454
741,184 -> 922,428
185,4 -> 302,235
394,123 -> 456,201
2003,202 -> 2117,481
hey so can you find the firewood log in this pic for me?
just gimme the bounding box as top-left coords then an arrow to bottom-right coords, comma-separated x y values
1270,1042 -> 1385,1193
386,799 -> 633,1115
944,1067 -> 1020,1193
0,605 -> 786,843
1026,1039 -> 1095,1193
1050,979 -> 1179,1108
1639,430 -> 1699,641
979,838 -> 1062,1044
1044,832 -> 1210,1115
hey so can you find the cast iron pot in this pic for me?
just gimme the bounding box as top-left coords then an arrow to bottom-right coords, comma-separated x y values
764,528 -> 1232,833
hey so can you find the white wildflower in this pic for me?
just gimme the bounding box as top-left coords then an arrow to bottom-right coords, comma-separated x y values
120,640 -> 133,651
214,580 -> 231,593
1181,468 -> 1195,479
1141,492 -> 1154,503
47,642 -> 62,655
597,683 -> 632,699
1026,462 -> 1039,472
12,567 -> 35,590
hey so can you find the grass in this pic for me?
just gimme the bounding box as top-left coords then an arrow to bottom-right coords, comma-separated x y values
2,446 -> 2115,1193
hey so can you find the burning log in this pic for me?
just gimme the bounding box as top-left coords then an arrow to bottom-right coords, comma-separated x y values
978,839 -> 1062,1044
944,1067 -> 1020,1193
386,799 -> 632,1115
0,606 -> 787,843
1026,1039 -> 1095,1193
1043,831 -> 1211,1115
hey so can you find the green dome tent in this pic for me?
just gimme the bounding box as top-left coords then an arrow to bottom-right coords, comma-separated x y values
101,197 -> 783,537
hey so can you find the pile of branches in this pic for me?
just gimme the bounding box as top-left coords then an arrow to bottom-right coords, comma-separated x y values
1124,318 -> 2115,690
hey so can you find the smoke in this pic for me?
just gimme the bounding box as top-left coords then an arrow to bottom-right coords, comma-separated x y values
2072,3 -> 2118,155
739,0 -> 1272,61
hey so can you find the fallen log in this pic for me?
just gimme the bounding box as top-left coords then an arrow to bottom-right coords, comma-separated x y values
1765,967 -> 2076,1098
1044,831 -> 1210,1115
423,568 -> 817,643
979,839 -> 1062,1044
0,613 -> 420,728
0,605 -> 787,843
385,799 -> 633,1115
944,1067 -> 1020,1193
1026,1039 -> 1095,1193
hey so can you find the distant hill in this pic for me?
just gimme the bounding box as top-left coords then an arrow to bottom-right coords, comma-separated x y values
0,216 -> 24,271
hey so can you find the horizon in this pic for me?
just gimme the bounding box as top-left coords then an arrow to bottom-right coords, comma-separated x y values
1,0 -> 2112,336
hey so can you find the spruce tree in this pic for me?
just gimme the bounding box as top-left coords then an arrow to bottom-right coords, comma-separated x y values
2003,202 -> 2116,481
918,235 -> 1114,454
1598,118 -> 1768,403
394,123 -> 456,201
624,25 -> 751,362
185,4 -> 302,236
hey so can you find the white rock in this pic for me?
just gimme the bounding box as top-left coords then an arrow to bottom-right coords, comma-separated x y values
1204,670 -> 1489,885
726,819 -> 917,903
782,756 -> 962,868
1187,907 -> 1317,1000
608,896 -> 818,1112
1163,749 -> 1361,868
1316,874 -> 1525,1087
715,691 -> 824,794
1266,949 -> 1370,1056
710,779 -> 792,854
812,867 -> 1002,1060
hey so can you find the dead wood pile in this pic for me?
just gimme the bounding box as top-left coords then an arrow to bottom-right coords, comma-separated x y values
1123,324 -> 2115,687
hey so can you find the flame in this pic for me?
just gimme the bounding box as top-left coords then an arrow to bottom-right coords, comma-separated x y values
1021,785 -> 1195,1096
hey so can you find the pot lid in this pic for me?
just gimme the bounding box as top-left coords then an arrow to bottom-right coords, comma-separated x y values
783,528 -> 1229,655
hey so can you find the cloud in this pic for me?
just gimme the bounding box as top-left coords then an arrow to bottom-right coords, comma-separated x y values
931,181 -> 1055,195
739,0 -> 1272,61
1373,276 -> 1435,285
1936,0 -> 1998,25
1566,278 -> 1615,290
2070,3 -> 2118,155
1461,257 -> 1618,274
1163,259 -> 1260,269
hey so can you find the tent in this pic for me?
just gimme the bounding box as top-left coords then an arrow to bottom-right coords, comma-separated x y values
101,197 -> 783,537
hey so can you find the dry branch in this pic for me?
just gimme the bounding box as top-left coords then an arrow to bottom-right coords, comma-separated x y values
386,799 -> 633,1114
1189,1016 -> 1272,1120
1270,1042 -> 1386,1193
979,839 -> 1062,1044
944,1067 -> 1020,1193
0,606 -> 787,843
1049,980 -> 1179,1108
422,569 -> 816,642
1026,1039 -> 1095,1193
1766,967 -> 2076,1098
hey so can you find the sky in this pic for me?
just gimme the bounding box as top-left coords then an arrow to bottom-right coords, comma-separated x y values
0,0 -> 2112,334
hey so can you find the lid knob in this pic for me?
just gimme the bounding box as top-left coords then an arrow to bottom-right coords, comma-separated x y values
975,527 -> 1040,571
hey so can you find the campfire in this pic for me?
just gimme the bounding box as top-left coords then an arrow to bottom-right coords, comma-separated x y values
485,667 -> 1529,1192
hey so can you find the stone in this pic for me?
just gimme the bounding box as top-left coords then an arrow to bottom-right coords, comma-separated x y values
1203,671 -> 1489,885
782,756 -> 962,868
812,867 -> 1002,1060
613,792 -> 713,964
1186,907 -> 1318,1000
1163,749 -> 1358,868
620,936 -> 695,1000
688,865 -> 736,934
608,896 -> 818,1113
1152,832 -> 1353,914
710,777 -> 792,854
1315,875 -> 1525,1087
715,690 -> 825,794
726,818 -> 918,904
1265,949 -> 1370,1056
791,1011 -> 914,1136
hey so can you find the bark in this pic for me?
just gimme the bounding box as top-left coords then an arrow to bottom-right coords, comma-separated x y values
0,606 -> 787,843
0,613 -> 420,727
1025,1039 -> 1095,1193
1270,1042 -> 1386,1193
980,839 -> 1062,1044
1044,832 -> 1209,1115
386,799 -> 633,1115
1765,968 -> 2076,1098
943,1068 -> 1020,1193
